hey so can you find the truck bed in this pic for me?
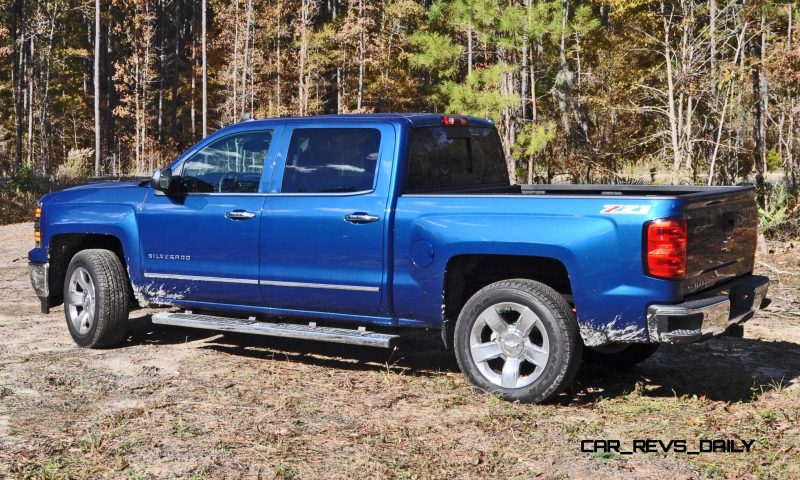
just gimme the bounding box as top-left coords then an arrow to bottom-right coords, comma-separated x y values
406,183 -> 753,199
401,183 -> 758,299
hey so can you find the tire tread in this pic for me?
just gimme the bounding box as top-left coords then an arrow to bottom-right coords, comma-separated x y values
454,278 -> 582,403
65,249 -> 129,348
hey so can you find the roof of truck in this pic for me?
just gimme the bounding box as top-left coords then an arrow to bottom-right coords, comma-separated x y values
223,113 -> 495,129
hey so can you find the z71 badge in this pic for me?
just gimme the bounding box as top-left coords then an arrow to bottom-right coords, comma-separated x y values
601,205 -> 652,215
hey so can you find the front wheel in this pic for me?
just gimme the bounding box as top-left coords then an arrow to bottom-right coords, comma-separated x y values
454,279 -> 582,403
64,249 -> 129,348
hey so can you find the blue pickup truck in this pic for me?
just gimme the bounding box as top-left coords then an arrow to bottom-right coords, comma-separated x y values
28,114 -> 769,403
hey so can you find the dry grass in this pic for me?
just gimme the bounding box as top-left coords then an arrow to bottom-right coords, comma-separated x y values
0,223 -> 798,479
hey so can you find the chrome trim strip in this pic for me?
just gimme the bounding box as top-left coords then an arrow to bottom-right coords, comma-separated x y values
143,273 -> 259,285
162,190 -> 374,197
143,273 -> 379,292
259,280 -> 379,292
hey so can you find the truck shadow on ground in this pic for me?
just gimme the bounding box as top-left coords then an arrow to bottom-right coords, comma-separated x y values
125,313 -> 799,404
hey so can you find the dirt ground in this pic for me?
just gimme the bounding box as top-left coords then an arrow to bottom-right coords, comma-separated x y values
0,222 -> 798,479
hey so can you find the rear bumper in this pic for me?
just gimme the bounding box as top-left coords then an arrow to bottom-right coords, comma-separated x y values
647,275 -> 769,343
29,262 -> 50,313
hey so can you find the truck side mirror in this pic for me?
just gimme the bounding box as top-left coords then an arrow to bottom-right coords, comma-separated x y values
151,167 -> 174,192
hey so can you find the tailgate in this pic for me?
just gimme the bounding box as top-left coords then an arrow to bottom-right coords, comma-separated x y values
681,189 -> 758,295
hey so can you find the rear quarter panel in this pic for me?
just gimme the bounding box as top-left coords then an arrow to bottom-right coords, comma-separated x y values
393,194 -> 683,344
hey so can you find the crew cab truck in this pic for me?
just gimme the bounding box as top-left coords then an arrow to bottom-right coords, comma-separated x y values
28,114 -> 770,403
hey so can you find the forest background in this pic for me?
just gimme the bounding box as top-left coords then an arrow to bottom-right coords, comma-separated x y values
1,0 -> 798,233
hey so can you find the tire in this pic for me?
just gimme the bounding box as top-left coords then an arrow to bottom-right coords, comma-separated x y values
63,249 -> 129,348
583,343 -> 659,368
454,279 -> 582,403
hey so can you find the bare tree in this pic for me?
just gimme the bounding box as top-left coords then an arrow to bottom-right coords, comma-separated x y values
241,0 -> 253,117
357,0 -> 364,110
202,0 -> 208,136
94,0 -> 100,175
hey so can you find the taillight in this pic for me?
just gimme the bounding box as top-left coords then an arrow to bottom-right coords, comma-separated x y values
34,205 -> 41,247
644,218 -> 687,279
441,115 -> 469,126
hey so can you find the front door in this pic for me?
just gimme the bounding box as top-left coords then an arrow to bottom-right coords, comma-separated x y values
259,123 -> 394,316
139,128 -> 276,306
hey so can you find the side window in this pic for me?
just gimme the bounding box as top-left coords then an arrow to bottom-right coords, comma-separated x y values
181,130 -> 273,193
281,128 -> 381,193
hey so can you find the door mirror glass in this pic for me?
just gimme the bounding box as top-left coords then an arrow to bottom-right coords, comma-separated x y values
151,167 -> 173,192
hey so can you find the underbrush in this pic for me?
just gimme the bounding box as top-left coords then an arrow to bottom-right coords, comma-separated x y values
0,164 -> 86,226
0,190 -> 38,225
759,180 -> 800,240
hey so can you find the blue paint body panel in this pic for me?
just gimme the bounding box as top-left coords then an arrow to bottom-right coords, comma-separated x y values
392,195 -> 681,337
28,113 -> 752,344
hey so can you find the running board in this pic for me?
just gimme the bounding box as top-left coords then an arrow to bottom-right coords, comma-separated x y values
151,312 -> 399,348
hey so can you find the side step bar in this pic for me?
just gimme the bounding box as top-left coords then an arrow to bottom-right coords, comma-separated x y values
151,312 -> 399,348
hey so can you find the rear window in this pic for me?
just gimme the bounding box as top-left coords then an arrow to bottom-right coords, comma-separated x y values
406,126 -> 508,191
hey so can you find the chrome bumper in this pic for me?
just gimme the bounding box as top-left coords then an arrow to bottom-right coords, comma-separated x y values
29,262 -> 50,313
647,275 -> 770,343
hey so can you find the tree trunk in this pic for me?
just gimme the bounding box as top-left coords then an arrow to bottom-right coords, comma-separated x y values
467,22 -> 473,77
298,0 -> 308,115
357,0 -> 365,111
94,0 -> 101,175
201,0 -> 208,136
241,0 -> 253,117
709,0 -> 717,73
39,7 -> 57,174
190,0 -> 196,141
105,2 -> 115,173
661,3 -> 682,182
157,0 -> 164,143
751,14 -> 766,207
12,0 -> 25,173
27,34 -> 34,168
276,7 -> 282,114
171,0 -> 182,140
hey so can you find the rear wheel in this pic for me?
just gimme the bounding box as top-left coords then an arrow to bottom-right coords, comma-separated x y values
583,343 -> 659,367
64,249 -> 129,348
454,279 -> 582,403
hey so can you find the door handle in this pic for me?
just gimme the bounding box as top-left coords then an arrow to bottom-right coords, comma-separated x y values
225,210 -> 257,220
344,212 -> 379,224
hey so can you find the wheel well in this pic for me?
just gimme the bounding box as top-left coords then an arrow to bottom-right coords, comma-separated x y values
441,254 -> 572,348
48,234 -> 128,307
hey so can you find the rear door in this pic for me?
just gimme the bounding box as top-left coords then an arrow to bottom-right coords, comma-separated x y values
139,127 -> 280,305
259,122 -> 395,316
682,189 -> 758,295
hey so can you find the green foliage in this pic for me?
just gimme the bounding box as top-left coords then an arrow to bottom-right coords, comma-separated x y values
1,0 -> 798,190
409,32 -> 462,80
9,164 -> 38,193
758,181 -> 799,237
766,148 -> 782,172
441,65 -> 519,122
444,0 -> 498,44
516,121 -> 557,157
